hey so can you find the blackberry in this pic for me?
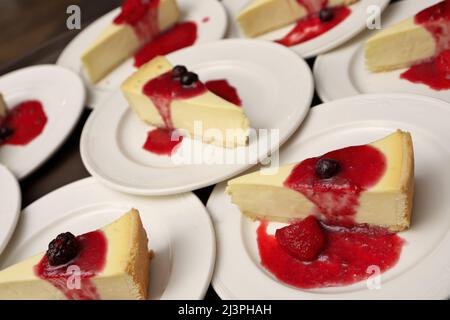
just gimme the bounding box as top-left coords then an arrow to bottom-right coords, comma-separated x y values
46,232 -> 79,266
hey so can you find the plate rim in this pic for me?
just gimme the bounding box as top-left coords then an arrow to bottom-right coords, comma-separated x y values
0,64 -> 86,179
0,164 -> 21,255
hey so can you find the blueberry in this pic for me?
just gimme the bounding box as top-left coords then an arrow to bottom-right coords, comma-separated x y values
315,158 -> 341,179
319,8 -> 334,23
46,232 -> 79,266
172,65 -> 188,79
180,72 -> 199,87
0,125 -> 14,144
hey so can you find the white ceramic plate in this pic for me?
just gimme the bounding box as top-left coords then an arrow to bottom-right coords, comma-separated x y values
80,39 -> 314,196
57,0 -> 228,109
0,177 -> 215,300
0,65 -> 85,179
222,0 -> 389,58
0,164 -> 21,255
208,94 -> 450,299
314,0 -> 448,102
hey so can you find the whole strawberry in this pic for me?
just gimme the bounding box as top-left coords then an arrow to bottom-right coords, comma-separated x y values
275,216 -> 327,262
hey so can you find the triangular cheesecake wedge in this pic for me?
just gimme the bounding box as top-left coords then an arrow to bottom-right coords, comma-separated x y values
237,0 -> 358,37
0,93 -> 7,119
0,94 -> 10,143
0,209 -> 151,300
365,0 -> 450,72
227,130 -> 414,231
81,0 -> 180,83
121,56 -> 250,148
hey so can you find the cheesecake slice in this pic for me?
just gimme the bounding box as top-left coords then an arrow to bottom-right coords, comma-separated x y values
81,0 -> 180,83
121,56 -> 250,148
0,94 -> 7,119
0,209 -> 151,300
0,94 -> 9,142
365,0 -> 450,72
237,0 -> 358,37
227,130 -> 414,231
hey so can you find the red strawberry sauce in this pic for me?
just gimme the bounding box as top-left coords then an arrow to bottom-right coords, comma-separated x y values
257,220 -> 404,289
114,0 -> 161,41
276,6 -> 351,47
114,0 -> 198,68
35,231 -> 107,300
284,145 -> 386,226
256,144 -> 406,289
0,100 -> 47,146
205,79 -> 242,107
141,65 -> 244,156
141,69 -> 205,156
134,22 -> 198,68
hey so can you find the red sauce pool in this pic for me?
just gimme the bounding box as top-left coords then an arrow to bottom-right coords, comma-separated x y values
0,100 -> 47,146
257,220 -> 404,289
400,55 -> 450,90
35,230 -> 107,300
143,127 -> 183,156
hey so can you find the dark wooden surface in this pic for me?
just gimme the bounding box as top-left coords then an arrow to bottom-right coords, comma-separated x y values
0,0 -> 397,301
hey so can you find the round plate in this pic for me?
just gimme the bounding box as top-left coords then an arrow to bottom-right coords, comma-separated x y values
0,177 -> 215,300
80,39 -> 313,196
314,0 -> 448,102
208,94 -> 450,299
222,0 -> 389,58
0,65 -> 85,179
0,164 -> 21,254
57,0 -> 228,109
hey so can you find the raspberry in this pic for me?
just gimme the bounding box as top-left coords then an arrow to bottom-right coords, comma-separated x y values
275,216 -> 327,261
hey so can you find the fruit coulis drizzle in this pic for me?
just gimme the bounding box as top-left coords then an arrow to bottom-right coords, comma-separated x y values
0,100 -> 47,146
143,69 -> 207,129
35,231 -> 107,300
205,79 -> 242,107
276,6 -> 351,47
257,220 -> 404,289
114,0 -> 161,41
143,127 -> 184,156
114,0 -> 198,68
284,145 -> 386,226
142,74 -> 242,156
257,144 -> 406,288
401,1 -> 450,90
134,22 -> 198,68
